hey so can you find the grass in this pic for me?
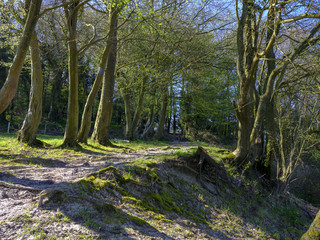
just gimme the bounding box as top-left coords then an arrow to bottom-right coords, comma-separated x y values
0,132 -> 313,239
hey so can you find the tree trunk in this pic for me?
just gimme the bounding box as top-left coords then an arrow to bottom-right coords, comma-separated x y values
167,83 -> 173,133
122,90 -> 133,140
77,10 -> 118,143
233,102 -> 252,166
62,2 -> 80,147
123,75 -> 148,140
131,76 -> 147,137
301,211 -> 320,240
233,0 -> 280,167
46,14 -> 66,122
48,69 -> 65,122
91,16 -> 118,146
0,0 -> 42,114
141,105 -> 155,140
156,87 -> 168,140
18,31 -> 43,146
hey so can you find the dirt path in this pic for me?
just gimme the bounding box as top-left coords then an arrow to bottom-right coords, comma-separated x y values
0,142 -> 197,236
0,141 -> 315,240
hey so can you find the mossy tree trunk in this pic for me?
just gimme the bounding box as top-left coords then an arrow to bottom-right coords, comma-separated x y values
232,0 -> 259,166
62,1 -> 80,147
301,211 -> 320,240
0,0 -> 42,114
233,0 -> 281,167
233,1 -> 320,180
91,10 -> 118,146
250,17 -> 277,175
77,9 -> 118,143
18,31 -> 43,146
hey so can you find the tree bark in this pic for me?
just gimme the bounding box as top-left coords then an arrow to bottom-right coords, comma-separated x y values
122,89 -> 133,140
131,76 -> 147,137
48,69 -> 66,121
77,10 -> 118,143
18,31 -> 43,146
62,1 -> 80,147
156,87 -> 168,140
141,105 -> 155,140
233,0 -> 280,167
122,75 -> 147,140
301,210 -> 320,239
91,16 -> 118,146
0,0 -> 42,114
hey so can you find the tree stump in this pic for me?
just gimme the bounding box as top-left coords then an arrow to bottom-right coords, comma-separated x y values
196,146 -> 229,184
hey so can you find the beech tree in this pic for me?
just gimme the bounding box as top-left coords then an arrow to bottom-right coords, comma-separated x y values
61,0 -> 94,147
0,0 -> 42,114
91,0 -> 122,146
18,31 -> 43,145
77,0 -> 120,143
232,0 -> 320,172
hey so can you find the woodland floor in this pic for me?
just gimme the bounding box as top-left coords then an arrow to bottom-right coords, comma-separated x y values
0,134 -> 318,240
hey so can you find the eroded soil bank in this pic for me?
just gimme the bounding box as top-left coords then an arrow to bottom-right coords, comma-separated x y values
0,139 -> 317,239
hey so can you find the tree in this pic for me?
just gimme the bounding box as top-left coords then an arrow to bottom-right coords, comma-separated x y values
0,0 -> 42,114
301,211 -> 320,239
91,1 -> 120,146
120,74 -> 148,140
77,1 -> 119,143
232,0 -> 320,172
61,0 -> 82,147
39,10 -> 68,122
18,31 -> 43,145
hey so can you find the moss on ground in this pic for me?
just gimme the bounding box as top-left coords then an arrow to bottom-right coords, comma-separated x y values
0,133 -> 314,239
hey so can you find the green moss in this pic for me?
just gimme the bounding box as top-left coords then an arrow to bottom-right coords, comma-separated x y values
301,212 -> 320,239
122,196 -> 139,203
98,166 -> 119,175
77,175 -> 109,193
223,152 -> 235,160
123,195 -> 157,212
127,215 -> 150,226
94,203 -> 119,214
148,190 -> 182,214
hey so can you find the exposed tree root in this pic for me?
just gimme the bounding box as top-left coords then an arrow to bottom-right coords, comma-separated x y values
0,180 -> 43,192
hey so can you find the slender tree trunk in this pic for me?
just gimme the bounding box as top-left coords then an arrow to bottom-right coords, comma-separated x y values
48,69 -> 65,121
265,100 -> 276,180
122,90 -> 133,140
0,0 -> 42,114
129,75 -> 147,140
18,31 -> 43,145
62,2 -> 80,147
46,14 -> 66,122
173,114 -> 176,135
156,87 -> 168,139
77,10 -> 118,143
91,17 -> 118,146
167,83 -> 173,133
141,106 -> 155,140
